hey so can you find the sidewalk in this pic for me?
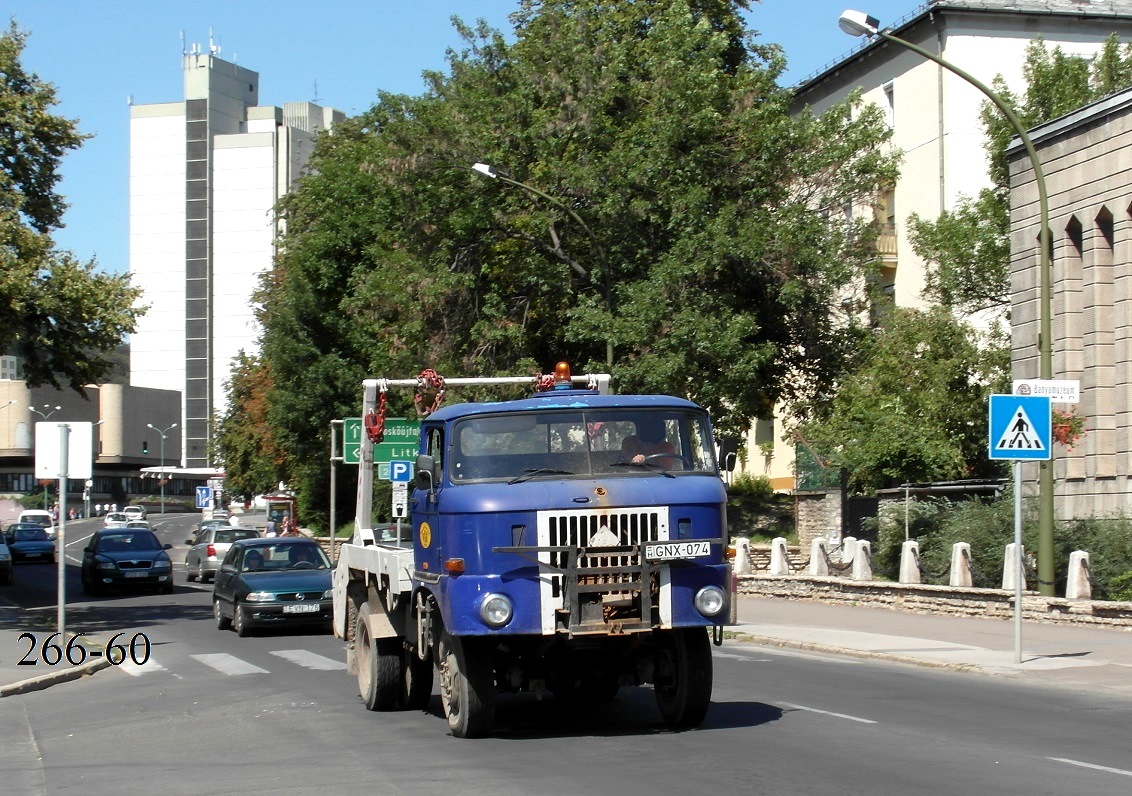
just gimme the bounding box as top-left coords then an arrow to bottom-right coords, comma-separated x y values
733,596 -> 1132,697
4,592 -> 1132,697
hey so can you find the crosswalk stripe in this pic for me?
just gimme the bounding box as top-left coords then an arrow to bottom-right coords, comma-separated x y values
190,653 -> 270,675
116,658 -> 168,677
270,649 -> 346,671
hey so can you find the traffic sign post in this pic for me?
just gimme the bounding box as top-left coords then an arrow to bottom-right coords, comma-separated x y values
988,393 -> 1052,665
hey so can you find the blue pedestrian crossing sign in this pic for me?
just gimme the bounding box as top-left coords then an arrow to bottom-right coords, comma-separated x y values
988,394 -> 1051,461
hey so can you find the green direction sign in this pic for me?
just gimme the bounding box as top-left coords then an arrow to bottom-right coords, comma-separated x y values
343,418 -> 362,465
342,417 -> 420,468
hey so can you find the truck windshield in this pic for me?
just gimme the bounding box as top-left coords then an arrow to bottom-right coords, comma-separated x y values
450,410 -> 717,482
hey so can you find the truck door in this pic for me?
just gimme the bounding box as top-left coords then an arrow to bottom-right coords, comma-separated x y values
412,425 -> 443,574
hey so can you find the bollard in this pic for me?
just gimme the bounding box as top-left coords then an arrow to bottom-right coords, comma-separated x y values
949,542 -> 972,588
1066,550 -> 1092,600
1002,542 -> 1026,591
732,536 -> 752,576
809,537 -> 829,576
851,540 -> 873,581
899,539 -> 921,584
769,536 -> 789,575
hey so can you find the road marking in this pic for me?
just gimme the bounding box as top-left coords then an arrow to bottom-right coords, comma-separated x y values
116,658 -> 167,676
712,651 -> 773,662
779,702 -> 877,724
1048,757 -> 1132,778
270,649 -> 346,671
190,653 -> 269,675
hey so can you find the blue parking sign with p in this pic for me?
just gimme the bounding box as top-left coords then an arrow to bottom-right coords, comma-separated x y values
390,460 -> 413,482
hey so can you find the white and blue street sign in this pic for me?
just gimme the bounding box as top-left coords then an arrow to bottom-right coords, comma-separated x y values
989,394 -> 1051,461
195,485 -> 214,508
389,460 -> 414,482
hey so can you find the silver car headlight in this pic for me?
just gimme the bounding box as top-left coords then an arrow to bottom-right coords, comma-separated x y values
245,592 -> 277,602
479,593 -> 513,628
694,585 -> 726,617
321,589 -> 333,599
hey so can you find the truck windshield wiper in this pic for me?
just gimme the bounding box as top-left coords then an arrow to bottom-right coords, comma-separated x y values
508,468 -> 575,485
609,461 -> 676,478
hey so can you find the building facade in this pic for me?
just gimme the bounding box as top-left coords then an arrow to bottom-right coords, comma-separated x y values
1008,87 -> 1132,518
751,0 -> 1132,494
129,44 -> 343,467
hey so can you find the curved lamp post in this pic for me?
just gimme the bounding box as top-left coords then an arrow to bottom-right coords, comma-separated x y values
30,404 -> 63,509
147,423 -> 177,514
472,162 -> 614,366
839,10 -> 1055,597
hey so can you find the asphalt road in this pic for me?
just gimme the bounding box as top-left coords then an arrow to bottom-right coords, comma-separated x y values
4,514 -> 1132,794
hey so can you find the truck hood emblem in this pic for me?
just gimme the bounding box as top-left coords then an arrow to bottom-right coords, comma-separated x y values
588,525 -> 620,547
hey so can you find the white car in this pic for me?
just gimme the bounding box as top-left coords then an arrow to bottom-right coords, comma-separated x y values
123,505 -> 148,521
17,509 -> 56,540
103,512 -> 130,528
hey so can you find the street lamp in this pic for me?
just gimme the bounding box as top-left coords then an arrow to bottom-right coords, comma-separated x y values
146,423 -> 177,514
839,10 -> 1055,597
472,162 -> 614,366
30,404 -> 63,509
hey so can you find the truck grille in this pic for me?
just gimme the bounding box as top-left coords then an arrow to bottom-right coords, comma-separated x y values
537,507 -> 669,633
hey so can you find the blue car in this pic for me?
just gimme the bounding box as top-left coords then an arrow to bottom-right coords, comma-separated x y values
5,523 -> 57,564
212,537 -> 333,637
80,528 -> 174,596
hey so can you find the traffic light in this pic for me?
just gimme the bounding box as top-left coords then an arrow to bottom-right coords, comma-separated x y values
142,440 -> 149,454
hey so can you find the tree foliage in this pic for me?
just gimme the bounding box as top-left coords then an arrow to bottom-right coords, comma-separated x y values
212,353 -> 289,501
0,21 -> 143,392
796,307 -> 1010,492
229,0 -> 898,524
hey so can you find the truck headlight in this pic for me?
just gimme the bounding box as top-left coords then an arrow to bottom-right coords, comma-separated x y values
479,593 -> 513,628
694,585 -> 725,617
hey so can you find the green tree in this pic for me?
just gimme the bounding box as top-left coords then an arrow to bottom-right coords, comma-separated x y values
212,353 -> 289,502
233,0 -> 898,524
0,21 -> 143,392
795,307 -> 1009,492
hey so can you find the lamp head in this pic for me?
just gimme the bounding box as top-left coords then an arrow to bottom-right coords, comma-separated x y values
839,9 -> 880,37
471,162 -> 498,179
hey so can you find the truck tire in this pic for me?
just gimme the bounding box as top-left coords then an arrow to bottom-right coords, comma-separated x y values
356,603 -> 401,711
439,634 -> 494,738
401,647 -> 434,711
653,627 -> 713,728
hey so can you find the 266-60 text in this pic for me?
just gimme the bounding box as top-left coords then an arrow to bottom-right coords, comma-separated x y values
17,631 -> 152,666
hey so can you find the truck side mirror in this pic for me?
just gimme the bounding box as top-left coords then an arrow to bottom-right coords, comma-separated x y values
415,454 -> 436,491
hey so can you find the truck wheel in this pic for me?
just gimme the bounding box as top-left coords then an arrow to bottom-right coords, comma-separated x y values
356,603 -> 401,711
653,628 -> 713,728
401,647 -> 434,710
439,634 -> 494,738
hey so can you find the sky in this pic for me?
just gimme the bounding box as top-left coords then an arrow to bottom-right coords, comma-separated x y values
7,0 -> 920,275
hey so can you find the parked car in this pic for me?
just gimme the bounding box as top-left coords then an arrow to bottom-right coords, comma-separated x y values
123,505 -> 148,521
80,528 -> 174,596
0,538 -> 12,585
213,538 -> 332,637
5,523 -> 56,563
126,520 -> 153,531
17,509 -> 56,540
186,526 -> 260,583
103,512 -> 130,528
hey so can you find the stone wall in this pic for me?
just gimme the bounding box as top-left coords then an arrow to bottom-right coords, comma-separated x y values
794,490 -> 840,550
739,574 -> 1132,630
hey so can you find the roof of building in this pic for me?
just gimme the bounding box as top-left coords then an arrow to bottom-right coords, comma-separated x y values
795,0 -> 1132,92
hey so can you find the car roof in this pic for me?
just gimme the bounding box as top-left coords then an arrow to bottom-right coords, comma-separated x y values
231,537 -> 315,547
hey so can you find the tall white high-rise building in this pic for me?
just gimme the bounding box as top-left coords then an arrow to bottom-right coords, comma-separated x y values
129,44 -> 343,467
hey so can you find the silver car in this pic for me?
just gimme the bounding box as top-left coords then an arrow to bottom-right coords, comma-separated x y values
186,526 -> 260,583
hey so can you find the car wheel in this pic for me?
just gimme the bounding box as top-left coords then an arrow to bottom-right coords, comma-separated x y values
233,600 -> 253,637
214,598 -> 231,630
161,580 -> 174,595
0,571 -> 10,587
186,562 -> 197,582
82,575 -> 100,597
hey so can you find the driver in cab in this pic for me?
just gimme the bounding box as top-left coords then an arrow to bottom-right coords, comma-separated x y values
621,416 -> 676,465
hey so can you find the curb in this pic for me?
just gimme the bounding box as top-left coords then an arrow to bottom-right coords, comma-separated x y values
724,630 -> 982,674
0,656 -> 114,697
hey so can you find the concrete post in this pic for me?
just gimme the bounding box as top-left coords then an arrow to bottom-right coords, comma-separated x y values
809,537 -> 828,576
949,542 -> 972,588
899,539 -> 921,584
769,536 -> 789,575
851,540 -> 873,581
1066,550 -> 1092,600
731,536 -> 752,576
1002,542 -> 1026,591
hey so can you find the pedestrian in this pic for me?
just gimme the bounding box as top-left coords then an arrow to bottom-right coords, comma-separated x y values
265,517 -> 277,537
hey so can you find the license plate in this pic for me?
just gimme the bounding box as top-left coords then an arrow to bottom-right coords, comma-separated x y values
645,541 -> 711,561
25,553 -> 42,558
283,603 -> 320,614
124,571 -> 149,578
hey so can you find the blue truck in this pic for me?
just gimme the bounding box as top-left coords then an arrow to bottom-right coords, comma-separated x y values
332,365 -> 732,737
